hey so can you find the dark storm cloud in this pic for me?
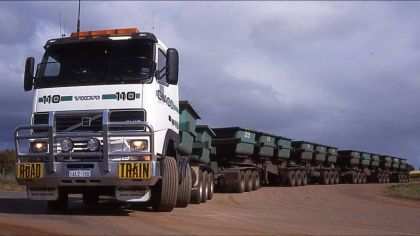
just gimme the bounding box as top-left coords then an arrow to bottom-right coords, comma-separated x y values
0,2 -> 419,167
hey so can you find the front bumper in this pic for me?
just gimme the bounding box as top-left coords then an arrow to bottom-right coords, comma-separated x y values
14,110 -> 160,202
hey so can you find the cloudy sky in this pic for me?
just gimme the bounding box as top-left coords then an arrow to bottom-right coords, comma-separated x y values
1,1 -> 419,168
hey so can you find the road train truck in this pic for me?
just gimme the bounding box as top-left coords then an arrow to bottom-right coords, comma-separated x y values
14,28 -> 192,212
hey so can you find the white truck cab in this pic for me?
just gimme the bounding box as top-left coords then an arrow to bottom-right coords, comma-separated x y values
15,28 -> 184,212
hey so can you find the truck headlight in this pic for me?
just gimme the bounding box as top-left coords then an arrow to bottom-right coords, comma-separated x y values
61,138 -> 73,152
87,138 -> 100,152
30,142 -> 48,153
130,140 -> 148,151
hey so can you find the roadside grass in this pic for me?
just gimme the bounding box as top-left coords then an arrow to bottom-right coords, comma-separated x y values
389,183 -> 420,201
0,172 -> 25,192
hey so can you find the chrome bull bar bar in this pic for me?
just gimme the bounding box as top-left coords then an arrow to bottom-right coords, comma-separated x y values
14,110 -> 154,173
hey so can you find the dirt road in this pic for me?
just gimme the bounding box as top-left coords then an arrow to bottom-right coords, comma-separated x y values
0,184 -> 419,235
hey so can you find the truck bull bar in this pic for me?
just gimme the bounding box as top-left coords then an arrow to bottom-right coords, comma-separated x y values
14,110 -> 154,173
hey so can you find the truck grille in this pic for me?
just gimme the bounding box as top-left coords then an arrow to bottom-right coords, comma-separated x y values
33,110 -> 146,132
56,113 -> 103,132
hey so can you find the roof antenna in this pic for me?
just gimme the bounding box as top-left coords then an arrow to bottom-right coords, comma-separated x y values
59,11 -> 62,37
76,0 -> 81,35
152,11 -> 155,32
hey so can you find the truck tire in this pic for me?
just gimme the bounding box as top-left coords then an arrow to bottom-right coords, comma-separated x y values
329,171 -> 334,185
379,173 -> 384,183
238,171 -> 246,193
287,171 -> 296,187
176,163 -> 192,208
252,171 -> 261,190
295,170 -> 302,186
302,171 -> 308,186
351,172 -> 357,184
201,171 -> 208,203
47,190 -> 68,212
385,173 -> 390,183
245,170 -> 253,192
335,171 -> 340,184
152,156 -> 178,212
357,172 -> 362,184
321,171 -> 330,185
208,172 -> 214,200
83,192 -> 99,206
362,173 -> 367,184
190,169 -> 203,204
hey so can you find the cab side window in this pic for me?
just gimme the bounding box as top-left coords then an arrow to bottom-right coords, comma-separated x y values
157,49 -> 167,86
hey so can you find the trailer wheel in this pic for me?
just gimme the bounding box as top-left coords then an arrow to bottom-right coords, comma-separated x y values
244,170 -> 253,192
357,172 -> 362,184
328,171 -> 335,185
252,171 -> 261,190
335,171 -> 340,184
176,163 -> 192,208
380,173 -> 385,183
321,171 -> 330,185
362,173 -> 367,184
351,172 -> 357,184
152,156 -> 178,212
47,190 -> 68,212
302,171 -> 308,186
287,171 -> 296,187
201,171 -> 209,203
239,171 -> 246,192
190,169 -> 203,204
385,173 -> 390,183
295,170 -> 302,186
208,172 -> 214,200
83,192 -> 99,206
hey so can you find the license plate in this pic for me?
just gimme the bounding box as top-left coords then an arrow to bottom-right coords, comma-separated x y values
69,169 -> 91,177
118,162 -> 151,179
16,163 -> 44,179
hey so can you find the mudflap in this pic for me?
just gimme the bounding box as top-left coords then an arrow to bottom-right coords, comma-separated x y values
115,186 -> 151,202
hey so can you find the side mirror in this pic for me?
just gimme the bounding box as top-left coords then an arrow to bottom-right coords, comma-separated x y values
166,48 -> 179,85
24,57 -> 35,91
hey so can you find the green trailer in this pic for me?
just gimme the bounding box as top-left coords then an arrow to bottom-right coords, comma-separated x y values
255,133 -> 276,158
276,136 -> 292,160
178,101 -> 200,156
360,153 -> 372,167
326,147 -> 338,164
291,141 -> 314,162
290,141 -> 340,185
210,127 -> 261,193
212,127 -> 257,159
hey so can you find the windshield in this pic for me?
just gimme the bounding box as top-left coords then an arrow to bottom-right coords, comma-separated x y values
35,40 -> 155,88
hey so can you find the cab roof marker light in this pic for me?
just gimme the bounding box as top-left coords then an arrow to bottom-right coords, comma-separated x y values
109,36 -> 132,40
70,28 -> 139,38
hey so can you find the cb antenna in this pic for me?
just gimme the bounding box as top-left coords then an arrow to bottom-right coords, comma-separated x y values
59,11 -> 62,37
76,0 -> 81,34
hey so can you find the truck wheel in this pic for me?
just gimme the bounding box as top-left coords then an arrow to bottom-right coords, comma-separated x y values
252,171 -> 261,190
176,163 -> 192,208
379,173 -> 384,183
302,171 -> 308,186
201,171 -> 208,203
295,170 -> 302,186
83,192 -> 99,206
47,190 -> 68,212
287,171 -> 296,187
239,171 -> 246,192
328,171 -> 334,185
357,172 -> 362,184
152,156 -> 178,212
321,171 -> 330,185
245,170 -> 253,192
351,172 -> 357,184
385,173 -> 390,183
190,169 -> 203,204
208,172 -> 214,200
335,171 -> 340,184
362,173 -> 367,184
